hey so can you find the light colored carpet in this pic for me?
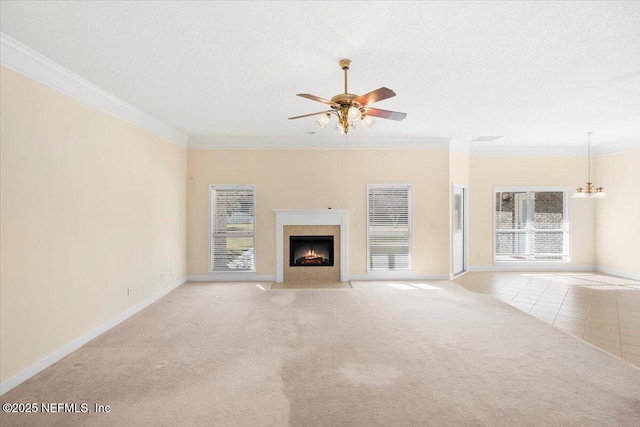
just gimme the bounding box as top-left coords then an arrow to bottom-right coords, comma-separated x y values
271,281 -> 352,289
1,280 -> 639,426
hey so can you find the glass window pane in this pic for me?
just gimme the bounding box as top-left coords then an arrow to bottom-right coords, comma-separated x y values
454,194 -> 462,232
532,192 -> 564,229
533,231 -> 564,255
369,237 -> 410,270
495,192 -> 528,229
495,231 -> 527,258
212,236 -> 254,271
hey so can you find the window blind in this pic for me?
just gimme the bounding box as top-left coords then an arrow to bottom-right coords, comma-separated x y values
210,185 -> 255,272
368,185 -> 412,270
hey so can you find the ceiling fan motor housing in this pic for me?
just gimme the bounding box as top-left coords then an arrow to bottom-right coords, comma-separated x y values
330,93 -> 361,106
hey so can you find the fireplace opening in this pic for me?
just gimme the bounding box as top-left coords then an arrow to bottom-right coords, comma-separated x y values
289,235 -> 334,267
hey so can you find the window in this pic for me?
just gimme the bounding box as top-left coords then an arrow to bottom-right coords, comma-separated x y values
209,185 -> 255,272
367,184 -> 413,270
494,188 -> 570,262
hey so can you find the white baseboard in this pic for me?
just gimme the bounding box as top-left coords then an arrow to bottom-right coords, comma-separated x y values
0,276 -> 187,396
451,271 -> 469,280
188,275 -> 276,282
595,266 -> 640,281
349,274 -> 450,281
461,265 -> 639,281
467,264 -> 596,272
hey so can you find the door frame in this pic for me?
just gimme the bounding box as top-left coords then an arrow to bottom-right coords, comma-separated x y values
451,183 -> 469,278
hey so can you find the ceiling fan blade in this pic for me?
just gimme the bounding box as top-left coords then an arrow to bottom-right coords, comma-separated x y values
288,110 -> 333,120
362,107 -> 407,121
354,87 -> 396,106
297,94 -> 339,107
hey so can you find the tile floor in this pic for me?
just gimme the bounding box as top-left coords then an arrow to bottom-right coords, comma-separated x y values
454,271 -> 640,368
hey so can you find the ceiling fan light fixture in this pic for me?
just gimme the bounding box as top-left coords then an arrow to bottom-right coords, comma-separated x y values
315,113 -> 331,128
348,106 -> 361,121
362,115 -> 375,129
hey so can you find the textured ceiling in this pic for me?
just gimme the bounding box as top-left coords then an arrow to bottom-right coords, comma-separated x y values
1,1 -> 639,147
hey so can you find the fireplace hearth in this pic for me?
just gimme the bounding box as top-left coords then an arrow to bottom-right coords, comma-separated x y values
289,235 -> 334,267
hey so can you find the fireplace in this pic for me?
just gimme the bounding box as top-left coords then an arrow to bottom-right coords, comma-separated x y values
274,209 -> 348,282
289,236 -> 334,267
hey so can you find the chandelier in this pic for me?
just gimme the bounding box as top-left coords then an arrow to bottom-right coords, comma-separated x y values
572,132 -> 606,199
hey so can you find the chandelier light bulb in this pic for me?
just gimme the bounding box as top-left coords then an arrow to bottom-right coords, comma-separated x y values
592,187 -> 607,198
572,189 -> 587,199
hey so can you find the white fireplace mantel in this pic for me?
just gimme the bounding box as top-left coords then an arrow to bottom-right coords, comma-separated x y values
274,209 -> 348,282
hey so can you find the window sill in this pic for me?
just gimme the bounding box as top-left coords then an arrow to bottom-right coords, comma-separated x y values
208,270 -> 256,274
494,260 -> 571,265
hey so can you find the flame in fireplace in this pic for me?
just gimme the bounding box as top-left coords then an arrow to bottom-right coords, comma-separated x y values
289,236 -> 334,267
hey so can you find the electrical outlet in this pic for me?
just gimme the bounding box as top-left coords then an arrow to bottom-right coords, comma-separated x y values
127,286 -> 133,296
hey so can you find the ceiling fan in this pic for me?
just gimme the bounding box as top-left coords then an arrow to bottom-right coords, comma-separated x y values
288,59 -> 407,134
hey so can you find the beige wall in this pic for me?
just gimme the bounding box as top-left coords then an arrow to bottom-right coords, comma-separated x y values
449,150 -> 470,186
468,156 -> 596,268
187,149 -> 451,278
595,149 -> 640,277
0,67 -> 187,382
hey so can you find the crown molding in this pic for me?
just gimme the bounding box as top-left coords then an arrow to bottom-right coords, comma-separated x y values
191,137 -> 638,155
470,141 -> 640,158
187,136 -> 452,149
448,138 -> 470,156
469,145 -> 585,157
591,139 -> 640,156
0,33 -> 188,147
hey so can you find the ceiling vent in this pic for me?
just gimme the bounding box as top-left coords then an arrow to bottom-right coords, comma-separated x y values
472,136 -> 503,142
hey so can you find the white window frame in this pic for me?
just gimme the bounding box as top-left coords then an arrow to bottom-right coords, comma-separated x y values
209,184 -> 256,273
493,186 -> 571,264
367,184 -> 414,272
